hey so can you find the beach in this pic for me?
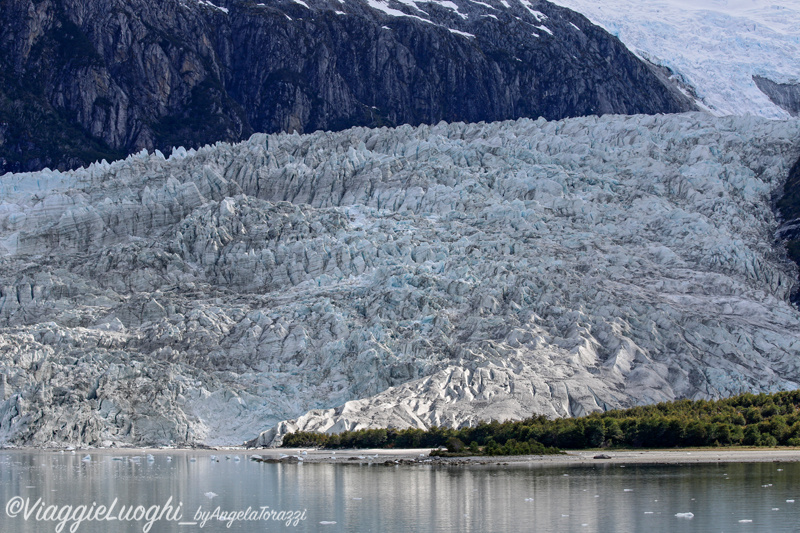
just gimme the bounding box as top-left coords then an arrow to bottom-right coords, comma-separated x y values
256,447 -> 800,466
13,446 -> 800,467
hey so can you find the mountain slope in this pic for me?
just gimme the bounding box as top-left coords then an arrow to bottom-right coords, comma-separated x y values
0,112 -> 798,447
0,0 -> 694,173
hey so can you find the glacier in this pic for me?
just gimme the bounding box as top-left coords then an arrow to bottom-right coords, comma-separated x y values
0,112 -> 799,447
548,0 -> 800,119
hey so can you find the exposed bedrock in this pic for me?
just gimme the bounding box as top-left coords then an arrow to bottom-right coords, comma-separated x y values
0,0 -> 694,173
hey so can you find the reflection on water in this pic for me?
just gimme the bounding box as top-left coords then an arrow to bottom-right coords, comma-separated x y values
0,451 -> 799,532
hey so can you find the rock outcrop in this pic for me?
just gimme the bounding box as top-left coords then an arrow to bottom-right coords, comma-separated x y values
0,0 -> 694,173
0,112 -> 799,447
776,154 -> 800,305
755,77 -> 800,118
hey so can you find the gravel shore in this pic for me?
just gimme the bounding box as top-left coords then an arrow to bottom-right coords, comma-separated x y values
251,447 -> 800,466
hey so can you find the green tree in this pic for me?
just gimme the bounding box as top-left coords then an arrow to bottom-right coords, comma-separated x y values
584,418 -> 606,448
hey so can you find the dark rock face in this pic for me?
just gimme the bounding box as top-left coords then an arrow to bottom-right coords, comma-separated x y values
0,0 -> 695,173
776,155 -> 800,305
754,76 -> 800,117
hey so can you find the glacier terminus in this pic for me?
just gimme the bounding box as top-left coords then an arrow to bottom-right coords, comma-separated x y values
0,112 -> 798,447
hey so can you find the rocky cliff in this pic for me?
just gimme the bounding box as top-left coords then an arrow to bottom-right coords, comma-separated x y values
0,112 -> 798,447
0,0 -> 693,173
777,154 -> 800,305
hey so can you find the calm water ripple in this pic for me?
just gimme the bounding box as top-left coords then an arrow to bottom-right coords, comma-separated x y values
0,451 -> 799,532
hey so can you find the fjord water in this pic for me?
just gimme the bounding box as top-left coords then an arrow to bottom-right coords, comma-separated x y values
1,451 -> 798,532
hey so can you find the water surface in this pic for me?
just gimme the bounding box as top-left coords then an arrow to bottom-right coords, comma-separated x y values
0,451 -> 798,532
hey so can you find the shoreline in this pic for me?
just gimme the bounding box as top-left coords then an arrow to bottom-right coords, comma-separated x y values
269,447 -> 800,466
5,446 -> 800,466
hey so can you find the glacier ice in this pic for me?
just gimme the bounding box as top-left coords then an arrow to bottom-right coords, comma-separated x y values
548,0 -> 800,119
0,112 -> 799,447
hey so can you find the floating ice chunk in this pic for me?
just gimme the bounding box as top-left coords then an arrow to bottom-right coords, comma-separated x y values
320,521 -> 337,525
147,454 -> 155,462
624,489 -> 633,492
675,513 -> 694,518
739,519 -> 753,523
524,498 -> 534,501
787,500 -> 795,503
82,455 -> 91,462
205,492 -> 218,499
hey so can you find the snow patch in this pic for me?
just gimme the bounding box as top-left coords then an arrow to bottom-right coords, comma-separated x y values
517,0 -> 547,21
449,28 -> 476,38
196,0 -> 228,13
366,0 -> 434,23
469,0 -> 496,9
